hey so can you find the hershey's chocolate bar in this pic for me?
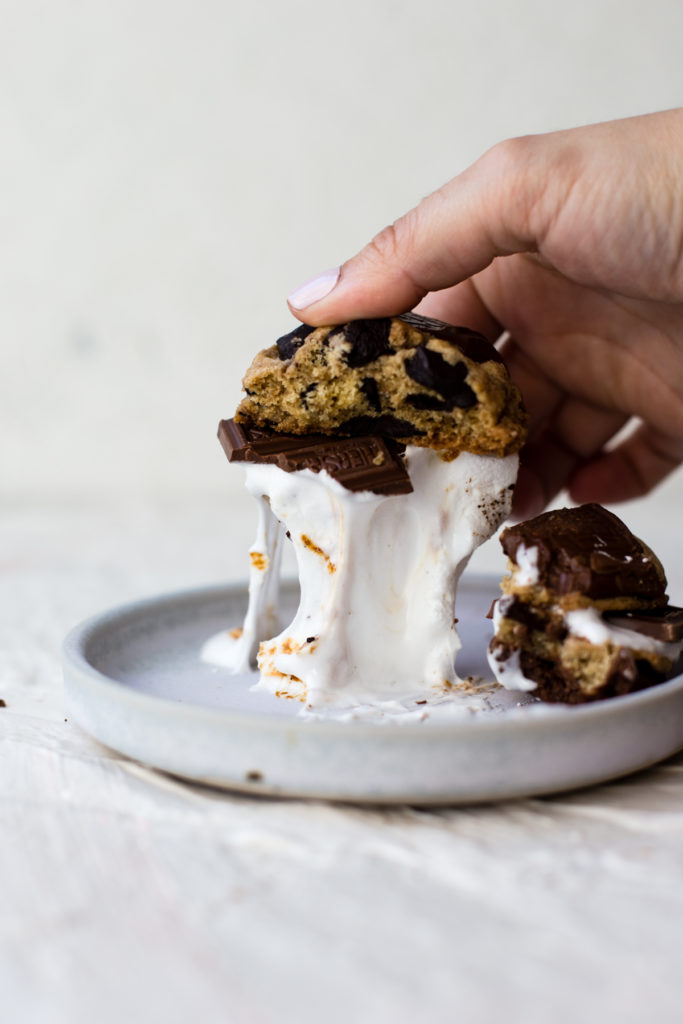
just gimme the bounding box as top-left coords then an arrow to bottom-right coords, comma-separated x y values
603,606 -> 683,643
218,418 -> 329,460
218,418 -> 413,495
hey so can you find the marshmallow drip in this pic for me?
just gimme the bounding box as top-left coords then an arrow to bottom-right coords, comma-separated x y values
204,446 -> 518,709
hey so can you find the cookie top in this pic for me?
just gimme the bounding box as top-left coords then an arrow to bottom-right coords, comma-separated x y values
500,503 -> 668,602
235,313 -> 526,458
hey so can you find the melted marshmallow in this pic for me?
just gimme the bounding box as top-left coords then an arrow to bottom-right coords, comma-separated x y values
204,446 -> 518,708
513,545 -> 539,586
564,607 -> 681,660
201,489 -> 284,671
487,646 -> 538,692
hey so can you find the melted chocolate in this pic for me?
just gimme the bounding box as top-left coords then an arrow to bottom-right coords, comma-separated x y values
501,504 -> 667,600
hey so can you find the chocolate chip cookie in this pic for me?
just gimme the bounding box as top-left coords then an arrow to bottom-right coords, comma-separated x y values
236,313 -> 526,458
488,504 -> 683,703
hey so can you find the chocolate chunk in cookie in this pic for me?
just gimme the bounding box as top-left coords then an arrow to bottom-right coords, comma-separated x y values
339,414 -> 424,438
405,346 -> 477,408
359,377 -> 382,412
335,318 -> 393,367
399,313 -> 503,364
405,393 -> 450,411
276,323 -> 316,360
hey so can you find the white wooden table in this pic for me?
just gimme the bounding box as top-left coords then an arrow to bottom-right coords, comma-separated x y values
3,494 -> 683,1024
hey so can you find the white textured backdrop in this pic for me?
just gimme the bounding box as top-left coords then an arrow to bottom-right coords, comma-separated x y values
3,10 -> 683,1020
1,0 -> 682,499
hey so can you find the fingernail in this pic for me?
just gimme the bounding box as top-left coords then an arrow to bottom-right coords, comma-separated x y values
288,267 -> 340,310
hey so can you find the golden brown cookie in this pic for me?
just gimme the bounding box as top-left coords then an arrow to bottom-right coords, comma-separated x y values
236,313 -> 526,458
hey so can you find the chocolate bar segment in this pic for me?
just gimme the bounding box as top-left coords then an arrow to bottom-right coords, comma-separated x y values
500,504 -> 667,600
218,418 -> 413,495
218,418 -> 329,462
603,606 -> 683,643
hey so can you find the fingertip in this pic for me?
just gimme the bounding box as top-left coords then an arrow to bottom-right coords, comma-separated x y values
287,267 -> 341,317
286,260 -> 424,325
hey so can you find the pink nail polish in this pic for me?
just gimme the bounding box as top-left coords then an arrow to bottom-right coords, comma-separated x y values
288,267 -> 340,310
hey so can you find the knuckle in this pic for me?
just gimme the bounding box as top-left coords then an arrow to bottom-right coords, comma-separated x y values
363,214 -> 419,268
364,222 -> 402,266
480,132 -> 577,245
482,134 -> 539,180
358,212 -> 427,304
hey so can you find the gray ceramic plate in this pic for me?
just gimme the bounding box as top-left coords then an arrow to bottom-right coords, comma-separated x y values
62,575 -> 683,804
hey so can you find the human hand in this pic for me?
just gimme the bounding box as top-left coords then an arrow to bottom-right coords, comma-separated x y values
286,110 -> 683,518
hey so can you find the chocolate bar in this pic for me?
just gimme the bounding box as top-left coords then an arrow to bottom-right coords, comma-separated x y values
218,418 -> 413,495
218,418 -> 328,460
603,606 -> 683,643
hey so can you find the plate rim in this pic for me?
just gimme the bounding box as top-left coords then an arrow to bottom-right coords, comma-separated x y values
62,576 -> 683,741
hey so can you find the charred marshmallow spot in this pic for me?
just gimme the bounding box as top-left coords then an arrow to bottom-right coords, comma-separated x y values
300,533 -> 336,574
250,551 -> 270,571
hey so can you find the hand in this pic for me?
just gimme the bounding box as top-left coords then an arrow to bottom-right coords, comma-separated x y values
286,110 -> 683,518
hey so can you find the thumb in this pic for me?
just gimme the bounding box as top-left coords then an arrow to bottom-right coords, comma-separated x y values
287,137 -> 543,325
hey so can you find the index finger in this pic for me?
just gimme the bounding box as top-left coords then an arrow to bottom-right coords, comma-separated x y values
287,137 -> 544,324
